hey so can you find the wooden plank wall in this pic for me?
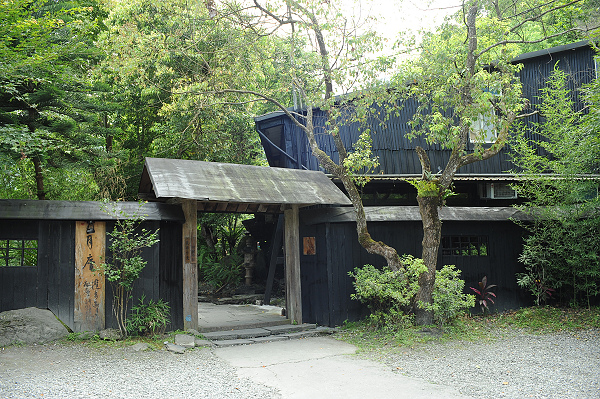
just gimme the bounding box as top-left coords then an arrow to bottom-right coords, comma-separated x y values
301,218 -> 528,326
0,220 -> 40,312
159,221 -> 183,331
1,218 -> 184,332
441,221 -> 530,311
41,220 -> 76,329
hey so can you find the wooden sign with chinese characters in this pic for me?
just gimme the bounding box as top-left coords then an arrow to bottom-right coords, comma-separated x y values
74,221 -> 106,332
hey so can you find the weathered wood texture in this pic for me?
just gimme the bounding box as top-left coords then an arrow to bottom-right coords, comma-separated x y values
301,206 -> 529,224
299,210 -> 529,326
41,220 -> 76,328
181,199 -> 198,331
139,158 -> 351,210
159,221 -> 183,331
74,221 -> 106,332
285,205 -> 302,324
0,200 -> 184,221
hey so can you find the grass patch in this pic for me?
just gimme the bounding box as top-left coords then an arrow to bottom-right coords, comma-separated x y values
337,306 -> 600,351
62,331 -> 174,350
490,306 -> 600,333
337,315 -> 496,352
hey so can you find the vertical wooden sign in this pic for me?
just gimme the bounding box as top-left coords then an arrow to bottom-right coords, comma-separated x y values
74,221 -> 106,332
181,200 -> 198,331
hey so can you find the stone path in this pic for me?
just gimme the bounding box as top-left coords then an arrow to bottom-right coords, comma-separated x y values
201,323 -> 335,347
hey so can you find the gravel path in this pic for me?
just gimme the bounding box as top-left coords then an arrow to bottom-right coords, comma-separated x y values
363,328 -> 600,399
1,329 -> 599,399
0,343 -> 281,399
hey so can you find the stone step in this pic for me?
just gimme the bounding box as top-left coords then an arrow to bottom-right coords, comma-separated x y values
205,325 -> 336,347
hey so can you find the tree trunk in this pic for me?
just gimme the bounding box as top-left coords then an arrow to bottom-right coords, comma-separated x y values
32,156 -> 46,200
415,194 -> 442,325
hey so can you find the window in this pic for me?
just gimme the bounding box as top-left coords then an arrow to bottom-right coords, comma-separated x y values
0,239 -> 38,267
442,236 -> 488,256
470,111 -> 497,144
479,182 -> 517,199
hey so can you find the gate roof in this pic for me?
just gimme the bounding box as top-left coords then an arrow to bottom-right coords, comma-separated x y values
138,157 -> 351,213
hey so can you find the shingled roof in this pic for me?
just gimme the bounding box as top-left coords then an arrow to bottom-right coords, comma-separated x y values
138,157 -> 351,213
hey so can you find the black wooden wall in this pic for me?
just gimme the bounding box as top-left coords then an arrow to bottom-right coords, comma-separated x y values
0,220 -> 43,313
300,217 -> 529,326
0,219 -> 184,331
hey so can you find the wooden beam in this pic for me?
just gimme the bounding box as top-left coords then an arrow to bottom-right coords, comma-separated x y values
264,214 -> 284,305
284,204 -> 302,324
181,199 -> 198,331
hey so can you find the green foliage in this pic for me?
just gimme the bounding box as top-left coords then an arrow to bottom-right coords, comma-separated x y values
511,67 -> 600,308
495,306 -> 600,333
517,218 -> 600,308
407,179 -> 440,197
126,295 -> 170,337
99,201 -> 160,337
516,270 -> 555,306
350,255 -> 425,311
350,256 -> 473,328
198,249 -> 243,293
421,265 -> 476,327
0,0 -> 109,200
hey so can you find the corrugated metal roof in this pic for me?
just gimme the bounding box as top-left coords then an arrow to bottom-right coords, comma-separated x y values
301,206 -> 530,224
139,158 -> 351,213
511,40 -> 590,63
0,200 -> 184,221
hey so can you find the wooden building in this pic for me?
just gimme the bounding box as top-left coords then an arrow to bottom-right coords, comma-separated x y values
0,200 -> 185,331
253,41 -> 598,325
0,159 -> 350,330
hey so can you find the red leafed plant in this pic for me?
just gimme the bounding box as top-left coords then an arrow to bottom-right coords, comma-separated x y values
470,276 -> 497,314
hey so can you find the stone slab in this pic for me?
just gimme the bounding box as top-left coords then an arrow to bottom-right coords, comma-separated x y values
250,335 -> 290,344
231,328 -> 271,339
212,339 -> 254,347
202,328 -> 271,340
194,338 -> 213,347
174,334 -> 196,348
165,343 -> 186,354
264,323 -> 316,335
201,330 -> 239,340
282,331 -> 320,340
315,326 -> 337,335
130,343 -> 150,352
0,307 -> 69,347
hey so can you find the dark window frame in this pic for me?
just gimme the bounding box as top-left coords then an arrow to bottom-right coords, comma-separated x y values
441,235 -> 488,257
0,239 -> 38,267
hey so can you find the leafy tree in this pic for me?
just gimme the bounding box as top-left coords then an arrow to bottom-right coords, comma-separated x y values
98,202 -> 160,337
0,0 -> 108,200
512,67 -> 600,307
194,0 -> 405,274
390,0 -> 598,324
177,0 -> 597,325
93,0 -> 280,198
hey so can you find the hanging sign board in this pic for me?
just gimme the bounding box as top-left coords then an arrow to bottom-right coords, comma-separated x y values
74,221 -> 106,332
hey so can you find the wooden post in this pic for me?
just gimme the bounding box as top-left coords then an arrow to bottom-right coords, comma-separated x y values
74,221 -> 105,332
284,205 -> 302,324
181,199 -> 198,331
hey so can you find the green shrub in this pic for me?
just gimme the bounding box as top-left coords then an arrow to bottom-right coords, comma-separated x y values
198,251 -> 243,292
350,256 -> 473,328
126,295 -> 170,337
421,265 -> 475,327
